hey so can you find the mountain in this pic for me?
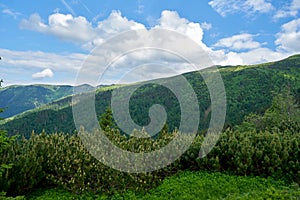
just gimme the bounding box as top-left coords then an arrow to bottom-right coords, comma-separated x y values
1,55 -> 300,137
0,85 -> 74,118
0,84 -> 99,119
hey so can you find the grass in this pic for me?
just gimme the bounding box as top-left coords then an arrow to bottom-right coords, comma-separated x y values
26,171 -> 300,200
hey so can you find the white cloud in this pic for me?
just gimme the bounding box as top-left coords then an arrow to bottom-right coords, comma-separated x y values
20,11 -> 146,50
0,48 -> 87,85
235,48 -> 288,64
209,0 -> 274,17
275,18 -> 300,53
20,10 -> 210,50
210,47 -> 288,66
274,0 -> 300,19
210,33 -> 290,66
0,48 -> 85,72
2,8 -> 21,19
155,10 -> 209,51
214,33 -> 261,50
201,22 -> 212,30
245,0 -> 274,13
12,9 -> 295,86
18,10 -> 214,85
32,68 -> 54,79
20,13 -> 96,44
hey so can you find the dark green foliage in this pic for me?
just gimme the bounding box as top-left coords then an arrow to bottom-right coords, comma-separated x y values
0,131 -> 14,179
1,125 -> 299,196
0,129 -> 179,196
198,129 -> 300,181
196,91 -> 300,181
0,132 -> 45,195
1,89 -> 300,195
0,108 -> 15,178
237,87 -> 300,133
0,109 -> 20,199
99,107 -> 115,131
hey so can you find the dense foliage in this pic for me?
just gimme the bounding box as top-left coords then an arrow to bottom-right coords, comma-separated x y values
0,126 -> 299,198
0,104 -> 299,197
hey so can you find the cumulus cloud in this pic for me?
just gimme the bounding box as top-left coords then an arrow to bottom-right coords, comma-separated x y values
20,13 -> 96,44
275,18 -> 300,53
32,68 -> 54,79
18,10 -> 214,85
20,11 -> 146,49
19,10 -> 211,51
274,0 -> 300,19
13,9 -> 294,85
209,0 -> 274,17
210,47 -> 288,66
213,33 -> 261,50
210,32 -> 290,66
155,10 -> 209,50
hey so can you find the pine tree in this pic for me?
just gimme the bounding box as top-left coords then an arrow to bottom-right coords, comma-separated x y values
99,107 -> 114,131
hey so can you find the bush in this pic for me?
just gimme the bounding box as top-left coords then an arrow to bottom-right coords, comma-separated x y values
0,126 -> 299,196
197,129 -> 300,183
0,129 -> 182,196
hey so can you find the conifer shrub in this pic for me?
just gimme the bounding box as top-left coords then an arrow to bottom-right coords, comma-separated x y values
196,129 -> 300,183
0,127 -> 299,196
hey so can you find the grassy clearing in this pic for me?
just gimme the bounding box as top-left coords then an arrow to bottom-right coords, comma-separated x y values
27,171 -> 300,200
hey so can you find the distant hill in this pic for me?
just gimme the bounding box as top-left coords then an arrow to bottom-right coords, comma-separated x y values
1,55 -> 300,137
0,85 -> 75,118
0,84 -> 99,118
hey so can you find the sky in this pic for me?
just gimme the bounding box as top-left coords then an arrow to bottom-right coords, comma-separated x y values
0,0 -> 300,86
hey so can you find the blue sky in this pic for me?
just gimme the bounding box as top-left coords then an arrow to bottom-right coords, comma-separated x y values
0,0 -> 300,86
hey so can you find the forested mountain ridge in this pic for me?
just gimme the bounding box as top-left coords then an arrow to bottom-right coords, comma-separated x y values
0,84 -> 97,118
0,85 -> 73,118
1,54 -> 300,137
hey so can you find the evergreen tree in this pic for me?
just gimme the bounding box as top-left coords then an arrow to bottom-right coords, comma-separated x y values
99,107 -> 114,131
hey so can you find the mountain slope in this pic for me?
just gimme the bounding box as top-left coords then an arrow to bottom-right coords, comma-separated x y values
1,55 -> 300,137
0,85 -> 74,118
0,84 -> 98,118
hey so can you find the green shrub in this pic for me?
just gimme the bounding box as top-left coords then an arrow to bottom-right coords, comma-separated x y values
0,131 -> 45,196
196,129 -> 300,183
1,125 -> 299,196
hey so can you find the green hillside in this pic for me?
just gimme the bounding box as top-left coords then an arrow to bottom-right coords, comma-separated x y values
0,84 -> 98,119
0,84 -> 73,118
1,55 -> 300,137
